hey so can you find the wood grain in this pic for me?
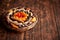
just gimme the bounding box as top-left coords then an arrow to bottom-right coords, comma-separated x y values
0,0 -> 60,40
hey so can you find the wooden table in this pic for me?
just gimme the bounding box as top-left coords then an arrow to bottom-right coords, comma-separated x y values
0,0 -> 60,40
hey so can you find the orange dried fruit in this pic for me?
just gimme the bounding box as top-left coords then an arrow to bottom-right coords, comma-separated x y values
13,12 -> 28,22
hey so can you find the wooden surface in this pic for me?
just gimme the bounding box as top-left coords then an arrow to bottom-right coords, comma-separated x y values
0,0 -> 60,40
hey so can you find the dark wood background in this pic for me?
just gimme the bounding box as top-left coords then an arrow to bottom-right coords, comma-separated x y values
0,0 -> 60,40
